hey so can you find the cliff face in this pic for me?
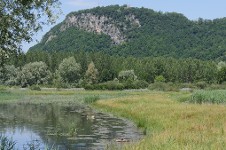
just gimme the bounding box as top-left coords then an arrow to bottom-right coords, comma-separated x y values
46,12 -> 140,45
60,13 -> 126,44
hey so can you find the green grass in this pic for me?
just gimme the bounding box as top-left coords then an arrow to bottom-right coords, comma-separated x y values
94,91 -> 226,150
0,90 -> 24,103
1,88 -> 226,149
189,90 -> 226,104
0,88 -> 134,105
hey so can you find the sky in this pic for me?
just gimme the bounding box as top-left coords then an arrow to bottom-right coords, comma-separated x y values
22,0 -> 226,52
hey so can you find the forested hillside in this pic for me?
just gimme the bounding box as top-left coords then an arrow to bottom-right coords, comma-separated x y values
3,5 -> 226,88
29,5 -> 226,60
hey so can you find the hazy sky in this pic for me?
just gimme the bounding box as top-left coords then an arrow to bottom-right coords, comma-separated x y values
22,0 -> 226,52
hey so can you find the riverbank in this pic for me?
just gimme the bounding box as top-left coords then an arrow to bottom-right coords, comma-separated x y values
0,88 -> 143,149
1,88 -> 226,149
93,91 -> 226,150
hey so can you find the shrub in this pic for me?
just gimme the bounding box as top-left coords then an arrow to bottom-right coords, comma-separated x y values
132,80 -> 149,89
195,81 -> 207,89
148,82 -> 179,91
100,81 -> 125,90
180,83 -> 196,89
84,84 -> 95,90
154,75 -> 166,83
124,80 -> 149,89
85,81 -> 125,90
29,85 -> 41,91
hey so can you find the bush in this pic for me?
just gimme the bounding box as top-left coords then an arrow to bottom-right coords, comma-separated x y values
84,81 -> 125,90
84,80 -> 148,90
29,85 -> 41,91
179,83 -> 196,89
148,82 -> 179,91
195,81 -> 207,89
132,80 -> 149,89
123,80 -> 149,89
84,84 -> 95,90
154,75 -> 166,83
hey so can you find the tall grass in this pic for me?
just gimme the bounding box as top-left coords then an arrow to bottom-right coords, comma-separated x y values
189,90 -> 226,104
94,91 -> 226,149
83,95 -> 100,104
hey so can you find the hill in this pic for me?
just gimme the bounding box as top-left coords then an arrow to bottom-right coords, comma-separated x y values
29,5 -> 226,60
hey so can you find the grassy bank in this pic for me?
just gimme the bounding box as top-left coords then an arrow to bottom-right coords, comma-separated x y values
1,88 -> 226,149
94,91 -> 226,150
0,88 -> 136,104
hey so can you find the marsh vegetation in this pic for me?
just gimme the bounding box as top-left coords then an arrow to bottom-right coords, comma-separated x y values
0,88 -> 142,149
1,86 -> 226,150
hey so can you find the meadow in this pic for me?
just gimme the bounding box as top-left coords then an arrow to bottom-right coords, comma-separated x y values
94,90 -> 226,150
0,87 -> 226,149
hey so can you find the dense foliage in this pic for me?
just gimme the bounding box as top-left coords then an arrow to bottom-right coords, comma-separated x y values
1,50 -> 223,88
30,5 -> 226,60
0,0 -> 60,85
17,61 -> 52,87
2,5 -> 226,88
0,0 -> 60,54
57,57 -> 81,84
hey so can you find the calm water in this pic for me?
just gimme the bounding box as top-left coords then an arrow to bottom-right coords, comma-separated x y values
0,103 -> 142,150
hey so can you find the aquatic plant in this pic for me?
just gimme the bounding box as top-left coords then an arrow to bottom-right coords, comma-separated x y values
0,135 -> 16,150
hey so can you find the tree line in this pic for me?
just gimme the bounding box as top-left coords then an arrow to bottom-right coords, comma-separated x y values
1,51 -> 225,89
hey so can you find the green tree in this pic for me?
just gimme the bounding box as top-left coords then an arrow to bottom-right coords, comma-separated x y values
0,0 -> 60,82
17,61 -> 51,87
0,0 -> 60,54
58,57 -> 81,84
217,61 -> 226,84
85,61 -> 99,84
3,65 -> 18,85
118,70 -> 137,82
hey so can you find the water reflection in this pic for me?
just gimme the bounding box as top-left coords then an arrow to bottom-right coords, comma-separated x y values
0,103 -> 142,149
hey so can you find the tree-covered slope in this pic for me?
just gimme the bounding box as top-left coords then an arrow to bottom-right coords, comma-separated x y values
29,5 -> 226,60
